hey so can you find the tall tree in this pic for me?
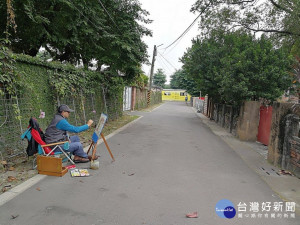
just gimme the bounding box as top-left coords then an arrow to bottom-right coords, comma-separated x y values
0,0 -> 152,79
191,0 -> 300,53
153,68 -> 166,88
181,29 -> 293,105
170,69 -> 198,96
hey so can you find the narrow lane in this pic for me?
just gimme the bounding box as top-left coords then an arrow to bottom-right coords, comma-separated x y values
0,102 -> 297,225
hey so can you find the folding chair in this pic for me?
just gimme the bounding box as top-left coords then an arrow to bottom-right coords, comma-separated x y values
21,117 -> 74,168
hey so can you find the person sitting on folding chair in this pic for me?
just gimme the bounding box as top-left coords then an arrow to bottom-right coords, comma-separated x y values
44,104 -> 98,163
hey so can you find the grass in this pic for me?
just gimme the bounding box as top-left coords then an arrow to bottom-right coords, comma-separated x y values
138,102 -> 163,112
78,114 -> 140,147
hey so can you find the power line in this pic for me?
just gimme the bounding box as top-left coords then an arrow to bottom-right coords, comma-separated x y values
157,57 -> 172,74
67,0 -> 104,32
162,14 -> 200,51
158,52 -> 177,70
157,58 -> 173,74
162,4 -> 210,51
97,0 -> 122,33
164,35 -> 185,56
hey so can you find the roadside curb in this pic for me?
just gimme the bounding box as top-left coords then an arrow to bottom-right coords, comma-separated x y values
191,107 -> 300,215
149,103 -> 164,112
0,115 -> 143,207
133,102 -> 164,113
0,175 -> 46,206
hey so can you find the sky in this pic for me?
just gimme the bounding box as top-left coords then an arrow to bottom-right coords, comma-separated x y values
140,0 -> 200,84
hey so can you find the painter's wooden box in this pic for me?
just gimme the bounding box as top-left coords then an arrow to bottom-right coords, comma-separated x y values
37,155 -> 68,177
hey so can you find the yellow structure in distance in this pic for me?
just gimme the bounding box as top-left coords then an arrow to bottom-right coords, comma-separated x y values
162,89 -> 191,101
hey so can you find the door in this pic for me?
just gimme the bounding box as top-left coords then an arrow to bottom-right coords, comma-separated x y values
257,106 -> 273,145
123,87 -> 132,111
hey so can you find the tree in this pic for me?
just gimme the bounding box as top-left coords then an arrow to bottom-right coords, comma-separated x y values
191,0 -> 300,53
181,31 -> 223,101
129,73 -> 148,88
170,69 -> 198,96
291,56 -> 300,99
181,29 -> 293,105
153,68 -> 167,88
0,0 -> 152,79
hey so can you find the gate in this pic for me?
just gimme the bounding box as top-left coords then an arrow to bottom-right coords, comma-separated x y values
123,86 -> 132,111
257,106 -> 273,145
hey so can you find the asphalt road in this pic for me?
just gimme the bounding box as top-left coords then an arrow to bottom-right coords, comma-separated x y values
0,102 -> 298,225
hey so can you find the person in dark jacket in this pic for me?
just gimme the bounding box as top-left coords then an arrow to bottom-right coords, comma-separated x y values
45,104 -> 97,163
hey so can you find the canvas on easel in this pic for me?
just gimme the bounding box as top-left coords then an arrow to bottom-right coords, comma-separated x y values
95,113 -> 108,136
87,113 -> 115,161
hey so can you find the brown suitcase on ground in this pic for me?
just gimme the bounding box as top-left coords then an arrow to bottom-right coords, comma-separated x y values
37,155 -> 68,177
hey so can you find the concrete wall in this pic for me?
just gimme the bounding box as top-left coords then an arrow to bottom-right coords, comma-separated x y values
267,103 -> 300,178
236,101 -> 260,141
289,136 -> 300,177
204,95 -> 208,116
268,102 -> 294,167
212,104 -> 239,135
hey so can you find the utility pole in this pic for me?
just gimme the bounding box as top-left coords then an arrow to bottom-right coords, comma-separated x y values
149,45 -> 157,90
147,45 -> 157,106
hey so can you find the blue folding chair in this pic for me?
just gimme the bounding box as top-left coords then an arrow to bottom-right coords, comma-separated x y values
21,118 -> 74,169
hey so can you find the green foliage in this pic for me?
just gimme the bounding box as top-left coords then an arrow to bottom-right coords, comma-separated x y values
0,38 -> 21,95
140,74 -> 149,87
134,88 -> 162,110
170,69 -> 199,96
291,56 -> 300,97
164,84 -> 170,89
0,0 -> 152,80
0,44 -> 127,156
14,53 -> 102,97
36,50 -> 52,61
1,48 -> 125,126
181,30 -> 293,105
128,73 -> 148,88
191,0 -> 300,46
153,68 -> 166,88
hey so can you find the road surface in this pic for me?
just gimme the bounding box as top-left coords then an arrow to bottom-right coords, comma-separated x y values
0,101 -> 298,225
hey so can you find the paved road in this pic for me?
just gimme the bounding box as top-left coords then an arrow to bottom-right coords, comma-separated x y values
0,102 -> 298,225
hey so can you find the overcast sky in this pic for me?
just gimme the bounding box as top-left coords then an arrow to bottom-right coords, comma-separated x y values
140,0 -> 200,84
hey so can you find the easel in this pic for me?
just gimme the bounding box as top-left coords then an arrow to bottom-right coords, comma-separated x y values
87,133 -> 115,161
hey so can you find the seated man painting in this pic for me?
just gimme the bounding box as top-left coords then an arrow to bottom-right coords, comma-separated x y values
44,104 -> 98,163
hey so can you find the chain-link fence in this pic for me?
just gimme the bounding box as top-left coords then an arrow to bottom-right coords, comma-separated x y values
0,87 -> 26,160
0,85 -> 123,162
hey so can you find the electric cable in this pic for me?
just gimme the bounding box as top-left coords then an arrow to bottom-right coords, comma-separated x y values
68,0 -> 105,32
157,58 -> 172,74
97,0 -> 122,33
162,3 -> 210,51
158,51 -> 177,70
